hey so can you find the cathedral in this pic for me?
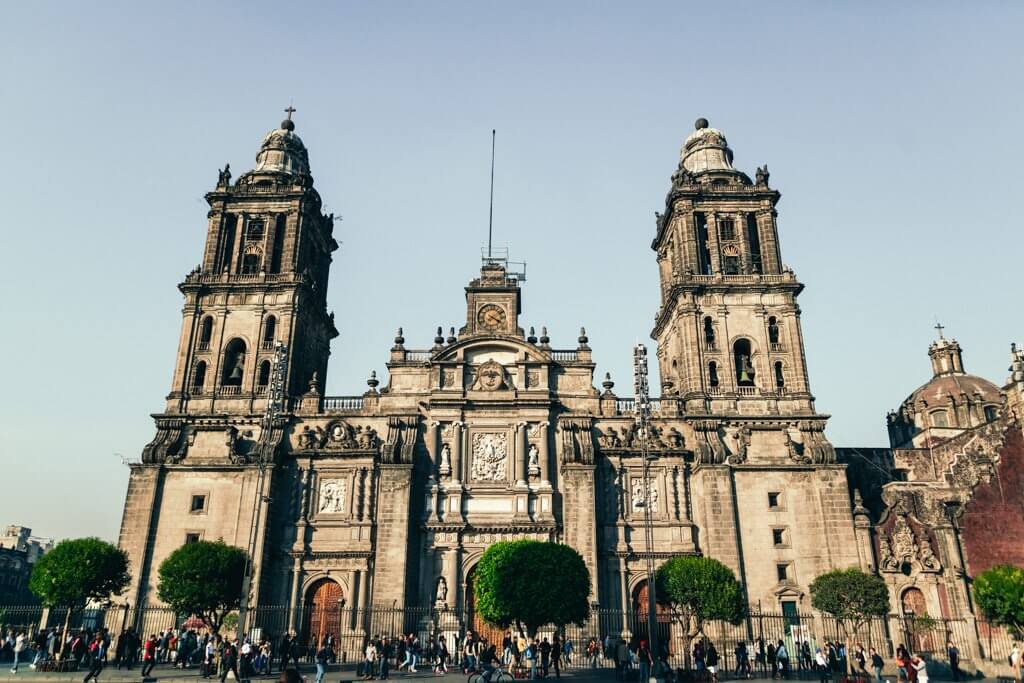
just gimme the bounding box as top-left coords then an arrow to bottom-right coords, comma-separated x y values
117,113 -> 1024,664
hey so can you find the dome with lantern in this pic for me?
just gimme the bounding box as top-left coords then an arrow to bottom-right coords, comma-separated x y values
251,112 -> 311,177
887,330 -> 1003,448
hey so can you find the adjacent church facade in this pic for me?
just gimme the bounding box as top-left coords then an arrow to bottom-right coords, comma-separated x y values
117,114 -> 1024,661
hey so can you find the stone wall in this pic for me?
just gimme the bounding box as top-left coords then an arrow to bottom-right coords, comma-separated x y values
961,426 -> 1024,575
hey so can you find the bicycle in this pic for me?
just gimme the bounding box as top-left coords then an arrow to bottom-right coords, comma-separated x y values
468,662 -> 515,683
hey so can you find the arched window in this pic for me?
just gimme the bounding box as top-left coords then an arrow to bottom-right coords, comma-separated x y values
241,246 -> 263,274
198,317 -> 213,351
262,316 -> 277,349
708,361 -> 719,387
734,338 -> 755,386
774,361 -> 785,389
931,410 -> 949,428
191,361 -> 207,392
703,317 -> 716,347
270,215 -> 286,273
768,316 -> 780,345
257,360 -> 271,390
221,339 -> 247,387
985,405 -> 998,422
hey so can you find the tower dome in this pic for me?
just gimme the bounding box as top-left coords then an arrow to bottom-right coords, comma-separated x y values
679,118 -> 736,174
252,115 -> 310,177
887,330 -> 1003,448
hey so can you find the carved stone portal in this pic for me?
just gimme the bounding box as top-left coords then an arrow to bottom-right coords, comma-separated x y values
631,477 -> 659,514
471,432 -> 508,482
318,479 -> 347,514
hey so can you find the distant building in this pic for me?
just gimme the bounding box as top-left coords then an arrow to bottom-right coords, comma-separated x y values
0,526 -> 52,604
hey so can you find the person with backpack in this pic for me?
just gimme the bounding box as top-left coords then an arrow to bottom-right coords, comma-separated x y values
82,634 -> 107,683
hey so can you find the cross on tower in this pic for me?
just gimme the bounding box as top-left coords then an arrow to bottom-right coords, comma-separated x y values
935,322 -> 945,339
284,105 -> 296,121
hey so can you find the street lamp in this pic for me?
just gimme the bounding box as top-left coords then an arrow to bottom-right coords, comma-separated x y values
633,344 -> 660,670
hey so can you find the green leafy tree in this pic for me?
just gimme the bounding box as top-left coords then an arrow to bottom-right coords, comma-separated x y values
974,564 -> 1024,635
655,556 -> 744,667
157,540 -> 247,634
474,540 -> 590,637
810,568 -> 890,671
29,537 -> 131,637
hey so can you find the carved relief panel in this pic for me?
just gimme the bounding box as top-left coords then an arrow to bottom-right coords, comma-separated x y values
317,479 -> 347,515
471,432 -> 509,482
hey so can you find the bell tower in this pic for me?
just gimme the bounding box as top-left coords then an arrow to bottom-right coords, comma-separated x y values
652,119 -> 831,459
165,111 -> 338,415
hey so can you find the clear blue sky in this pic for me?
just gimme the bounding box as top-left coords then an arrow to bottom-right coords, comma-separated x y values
2,2 -> 1021,542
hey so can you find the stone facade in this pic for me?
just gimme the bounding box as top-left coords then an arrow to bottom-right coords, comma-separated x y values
117,113 -> 1018,647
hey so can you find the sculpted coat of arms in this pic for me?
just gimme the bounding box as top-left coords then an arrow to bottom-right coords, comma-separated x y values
471,432 -> 508,482
471,360 -> 508,391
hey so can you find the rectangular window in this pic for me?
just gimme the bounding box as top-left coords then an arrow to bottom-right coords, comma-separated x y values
777,563 -> 789,582
718,219 -> 735,241
695,213 -> 712,275
184,533 -> 201,545
768,492 -> 781,509
772,528 -> 786,547
190,495 -> 207,513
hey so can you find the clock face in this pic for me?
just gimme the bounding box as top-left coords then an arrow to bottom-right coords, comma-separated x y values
477,304 -> 507,332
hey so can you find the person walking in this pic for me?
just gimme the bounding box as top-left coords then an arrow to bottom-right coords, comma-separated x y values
141,635 -> 157,678
777,641 -> 790,680
279,634 -> 292,672
870,648 -> 884,683
946,641 -> 960,682
707,642 -> 720,683
82,634 -> 107,683
910,655 -> 928,683
814,649 -> 829,683
315,641 -> 331,683
540,638 -> 552,678
219,640 -> 239,683
551,635 -> 563,679
735,640 -> 752,679
637,639 -> 653,683
10,632 -> 27,674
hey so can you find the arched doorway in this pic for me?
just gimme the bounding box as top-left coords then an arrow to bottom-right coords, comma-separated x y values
901,587 -> 935,654
466,566 -> 510,647
305,579 -> 343,648
632,580 -> 672,653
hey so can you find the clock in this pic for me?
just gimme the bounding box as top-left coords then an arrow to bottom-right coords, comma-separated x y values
477,304 -> 507,332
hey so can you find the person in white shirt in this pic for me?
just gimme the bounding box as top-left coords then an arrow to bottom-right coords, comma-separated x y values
911,655 -> 928,683
814,649 -> 829,683
1012,644 -> 1022,682
11,632 -> 27,674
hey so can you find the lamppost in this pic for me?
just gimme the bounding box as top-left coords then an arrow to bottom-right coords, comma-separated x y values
238,341 -> 289,636
633,344 -> 660,667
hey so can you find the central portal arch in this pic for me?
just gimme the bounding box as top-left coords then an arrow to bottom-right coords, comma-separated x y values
466,565 -> 510,646
304,578 -> 343,647
632,580 -> 672,652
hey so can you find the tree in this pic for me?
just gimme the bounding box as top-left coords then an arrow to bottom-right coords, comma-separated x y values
157,540 -> 247,634
655,556 -> 744,668
974,564 -> 1024,635
29,537 -> 131,638
474,540 -> 590,637
810,568 -> 889,671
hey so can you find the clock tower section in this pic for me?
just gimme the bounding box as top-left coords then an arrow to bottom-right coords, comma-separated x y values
459,257 -> 524,338
652,119 -> 833,461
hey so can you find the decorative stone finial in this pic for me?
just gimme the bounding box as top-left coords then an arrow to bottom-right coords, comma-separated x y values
307,372 -> 320,395
434,326 -> 445,346
539,326 -> 550,346
695,117 -> 709,130
367,370 -> 379,390
393,327 -> 405,347
446,327 -> 457,345
602,373 -> 614,392
578,326 -> 590,349
527,326 -> 537,344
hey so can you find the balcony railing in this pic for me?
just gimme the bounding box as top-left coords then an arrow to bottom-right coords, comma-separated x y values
736,386 -> 758,396
614,398 -> 662,415
217,385 -> 242,396
323,396 -> 365,411
770,342 -> 784,352
707,386 -> 722,396
261,340 -> 276,350
550,350 -> 579,362
405,351 -> 431,362
197,341 -> 211,351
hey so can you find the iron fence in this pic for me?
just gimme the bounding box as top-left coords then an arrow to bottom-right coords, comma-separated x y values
0,603 -> 1004,673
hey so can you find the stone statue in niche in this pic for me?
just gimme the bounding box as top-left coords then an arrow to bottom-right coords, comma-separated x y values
439,443 -> 452,476
435,576 -> 448,605
528,443 -> 540,475
471,432 -> 508,481
318,479 -> 347,514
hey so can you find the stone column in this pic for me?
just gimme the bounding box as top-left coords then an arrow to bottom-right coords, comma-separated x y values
756,210 -> 781,274
706,213 -> 722,274
426,422 -> 440,478
539,422 -> 551,485
618,556 -> 631,636
343,570 -> 358,632
515,422 -> 527,485
287,556 -> 302,632
359,568 -> 372,631
736,212 -> 751,273
452,422 -> 463,482
444,546 -> 460,609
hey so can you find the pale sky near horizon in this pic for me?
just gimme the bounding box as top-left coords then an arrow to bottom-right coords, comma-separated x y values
1,2 -> 1022,543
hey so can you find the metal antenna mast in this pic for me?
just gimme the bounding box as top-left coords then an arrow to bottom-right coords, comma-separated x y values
633,344 -> 660,662
239,341 -> 289,635
488,129 -> 496,259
